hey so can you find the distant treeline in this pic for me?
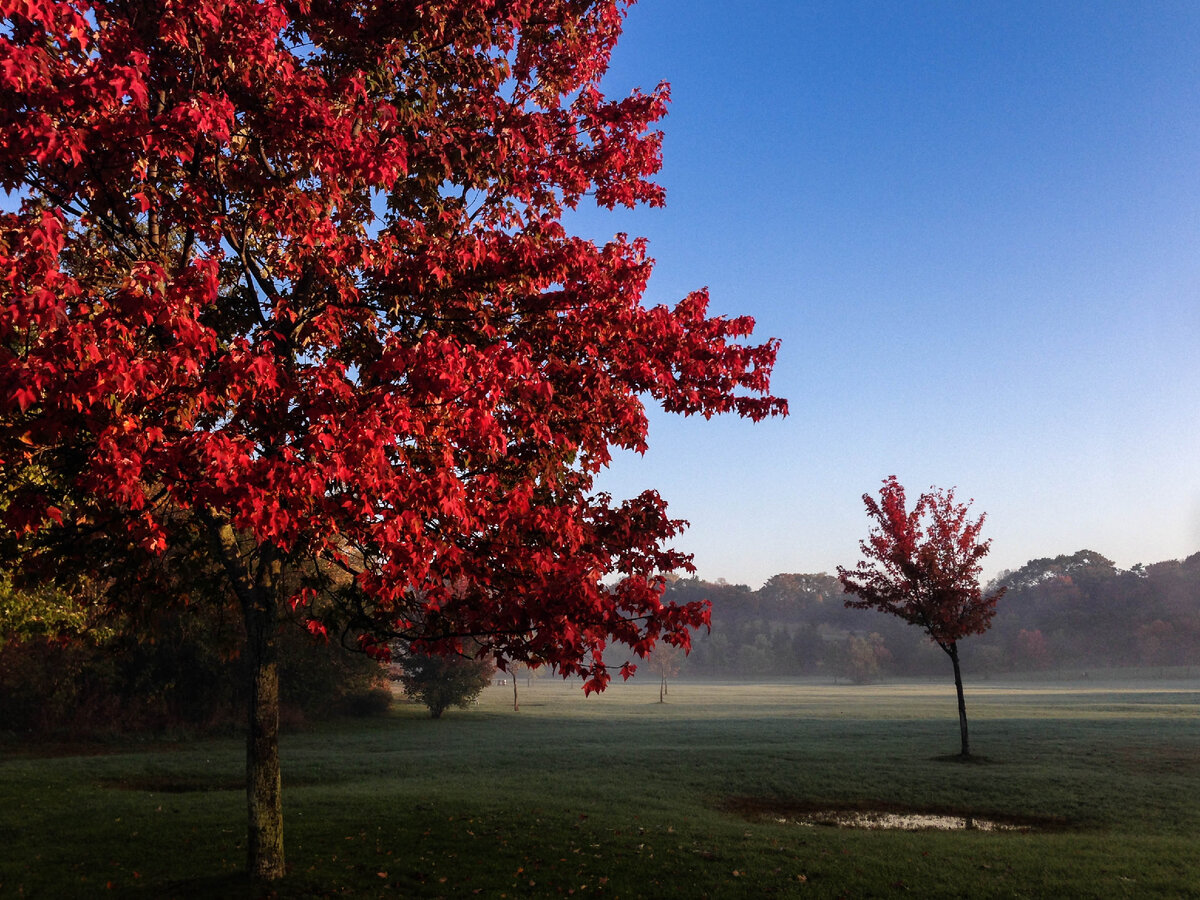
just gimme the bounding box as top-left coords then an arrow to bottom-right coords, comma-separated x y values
662,550 -> 1200,680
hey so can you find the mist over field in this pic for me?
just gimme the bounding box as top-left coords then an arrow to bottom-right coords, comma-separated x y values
647,549 -> 1200,685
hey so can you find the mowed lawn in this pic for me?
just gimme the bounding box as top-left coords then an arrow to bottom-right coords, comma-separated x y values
3,676 -> 1200,898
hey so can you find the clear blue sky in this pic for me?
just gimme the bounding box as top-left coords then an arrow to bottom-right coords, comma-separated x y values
572,0 -> 1200,587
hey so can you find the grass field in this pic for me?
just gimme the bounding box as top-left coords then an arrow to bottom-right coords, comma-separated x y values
3,676 -> 1200,898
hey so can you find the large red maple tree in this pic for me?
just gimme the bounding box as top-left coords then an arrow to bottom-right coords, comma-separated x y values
837,477 -> 1004,758
0,0 -> 785,880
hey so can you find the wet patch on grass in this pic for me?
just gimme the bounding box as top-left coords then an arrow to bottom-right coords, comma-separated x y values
724,796 -> 1071,833
782,810 -> 1025,831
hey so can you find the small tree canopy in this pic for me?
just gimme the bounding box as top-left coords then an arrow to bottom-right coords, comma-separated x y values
397,648 -> 494,719
837,476 -> 1004,649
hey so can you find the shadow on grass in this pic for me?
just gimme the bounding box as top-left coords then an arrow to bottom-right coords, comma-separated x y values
99,774 -> 327,793
931,752 -> 995,764
99,775 -> 245,793
129,871 -> 355,900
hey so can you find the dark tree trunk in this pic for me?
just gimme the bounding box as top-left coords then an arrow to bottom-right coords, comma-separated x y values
513,672 -> 519,711
946,641 -> 970,757
207,517 -> 286,881
659,671 -> 665,703
244,591 -> 284,879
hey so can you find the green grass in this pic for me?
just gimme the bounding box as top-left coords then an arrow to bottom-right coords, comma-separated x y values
3,676 -> 1200,897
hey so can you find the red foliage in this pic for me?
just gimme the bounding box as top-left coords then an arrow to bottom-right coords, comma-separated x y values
0,1 -> 784,687
1,2 -> 789,877
837,477 -> 1004,648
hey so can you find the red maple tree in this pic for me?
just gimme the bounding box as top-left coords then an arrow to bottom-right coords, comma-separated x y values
0,0 -> 785,879
837,476 -> 1004,757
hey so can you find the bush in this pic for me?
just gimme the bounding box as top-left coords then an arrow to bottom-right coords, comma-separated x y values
397,650 -> 494,718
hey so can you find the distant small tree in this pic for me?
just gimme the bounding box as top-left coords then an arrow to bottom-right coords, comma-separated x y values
837,477 -> 1005,757
650,642 -> 685,702
507,662 -> 523,712
398,650 -> 495,719
504,661 -> 543,711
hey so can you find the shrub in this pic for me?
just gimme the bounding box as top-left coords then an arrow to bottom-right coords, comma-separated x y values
396,650 -> 494,718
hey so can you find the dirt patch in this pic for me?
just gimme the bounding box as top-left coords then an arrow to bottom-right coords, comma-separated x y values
725,797 -> 1070,833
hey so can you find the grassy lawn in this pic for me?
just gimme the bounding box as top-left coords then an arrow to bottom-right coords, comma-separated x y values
3,676 -> 1200,897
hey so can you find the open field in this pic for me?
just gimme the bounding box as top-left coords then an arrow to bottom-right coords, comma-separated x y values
3,676 -> 1200,898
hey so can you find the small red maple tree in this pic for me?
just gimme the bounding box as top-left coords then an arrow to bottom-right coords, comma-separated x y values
837,476 -> 1004,757
0,0 -> 785,880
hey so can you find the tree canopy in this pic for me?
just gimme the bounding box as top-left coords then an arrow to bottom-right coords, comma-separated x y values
0,0 -> 784,878
837,477 -> 1003,648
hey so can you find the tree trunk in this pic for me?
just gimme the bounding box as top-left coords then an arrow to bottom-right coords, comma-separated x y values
659,671 -> 665,703
947,641 -> 970,758
513,672 -> 519,711
244,587 -> 285,880
205,516 -> 287,881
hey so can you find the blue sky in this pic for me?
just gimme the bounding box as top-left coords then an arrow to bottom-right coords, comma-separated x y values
572,0 -> 1200,586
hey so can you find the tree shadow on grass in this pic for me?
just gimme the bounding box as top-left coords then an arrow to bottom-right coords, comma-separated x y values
128,872 -> 352,899
98,774 -> 327,792
931,753 -> 995,764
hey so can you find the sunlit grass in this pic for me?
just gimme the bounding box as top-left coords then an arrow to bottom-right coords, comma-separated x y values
3,676 -> 1199,897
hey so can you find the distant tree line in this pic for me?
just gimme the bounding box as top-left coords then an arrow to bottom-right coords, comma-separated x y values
664,550 -> 1200,680
0,574 -> 391,736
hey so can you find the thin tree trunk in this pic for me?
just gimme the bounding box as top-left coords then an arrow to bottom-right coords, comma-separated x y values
513,671 -> 519,712
947,641 -> 970,758
659,671 -> 665,703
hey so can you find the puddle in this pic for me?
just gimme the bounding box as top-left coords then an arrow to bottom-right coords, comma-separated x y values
777,811 -> 1027,832
725,797 -> 1062,833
